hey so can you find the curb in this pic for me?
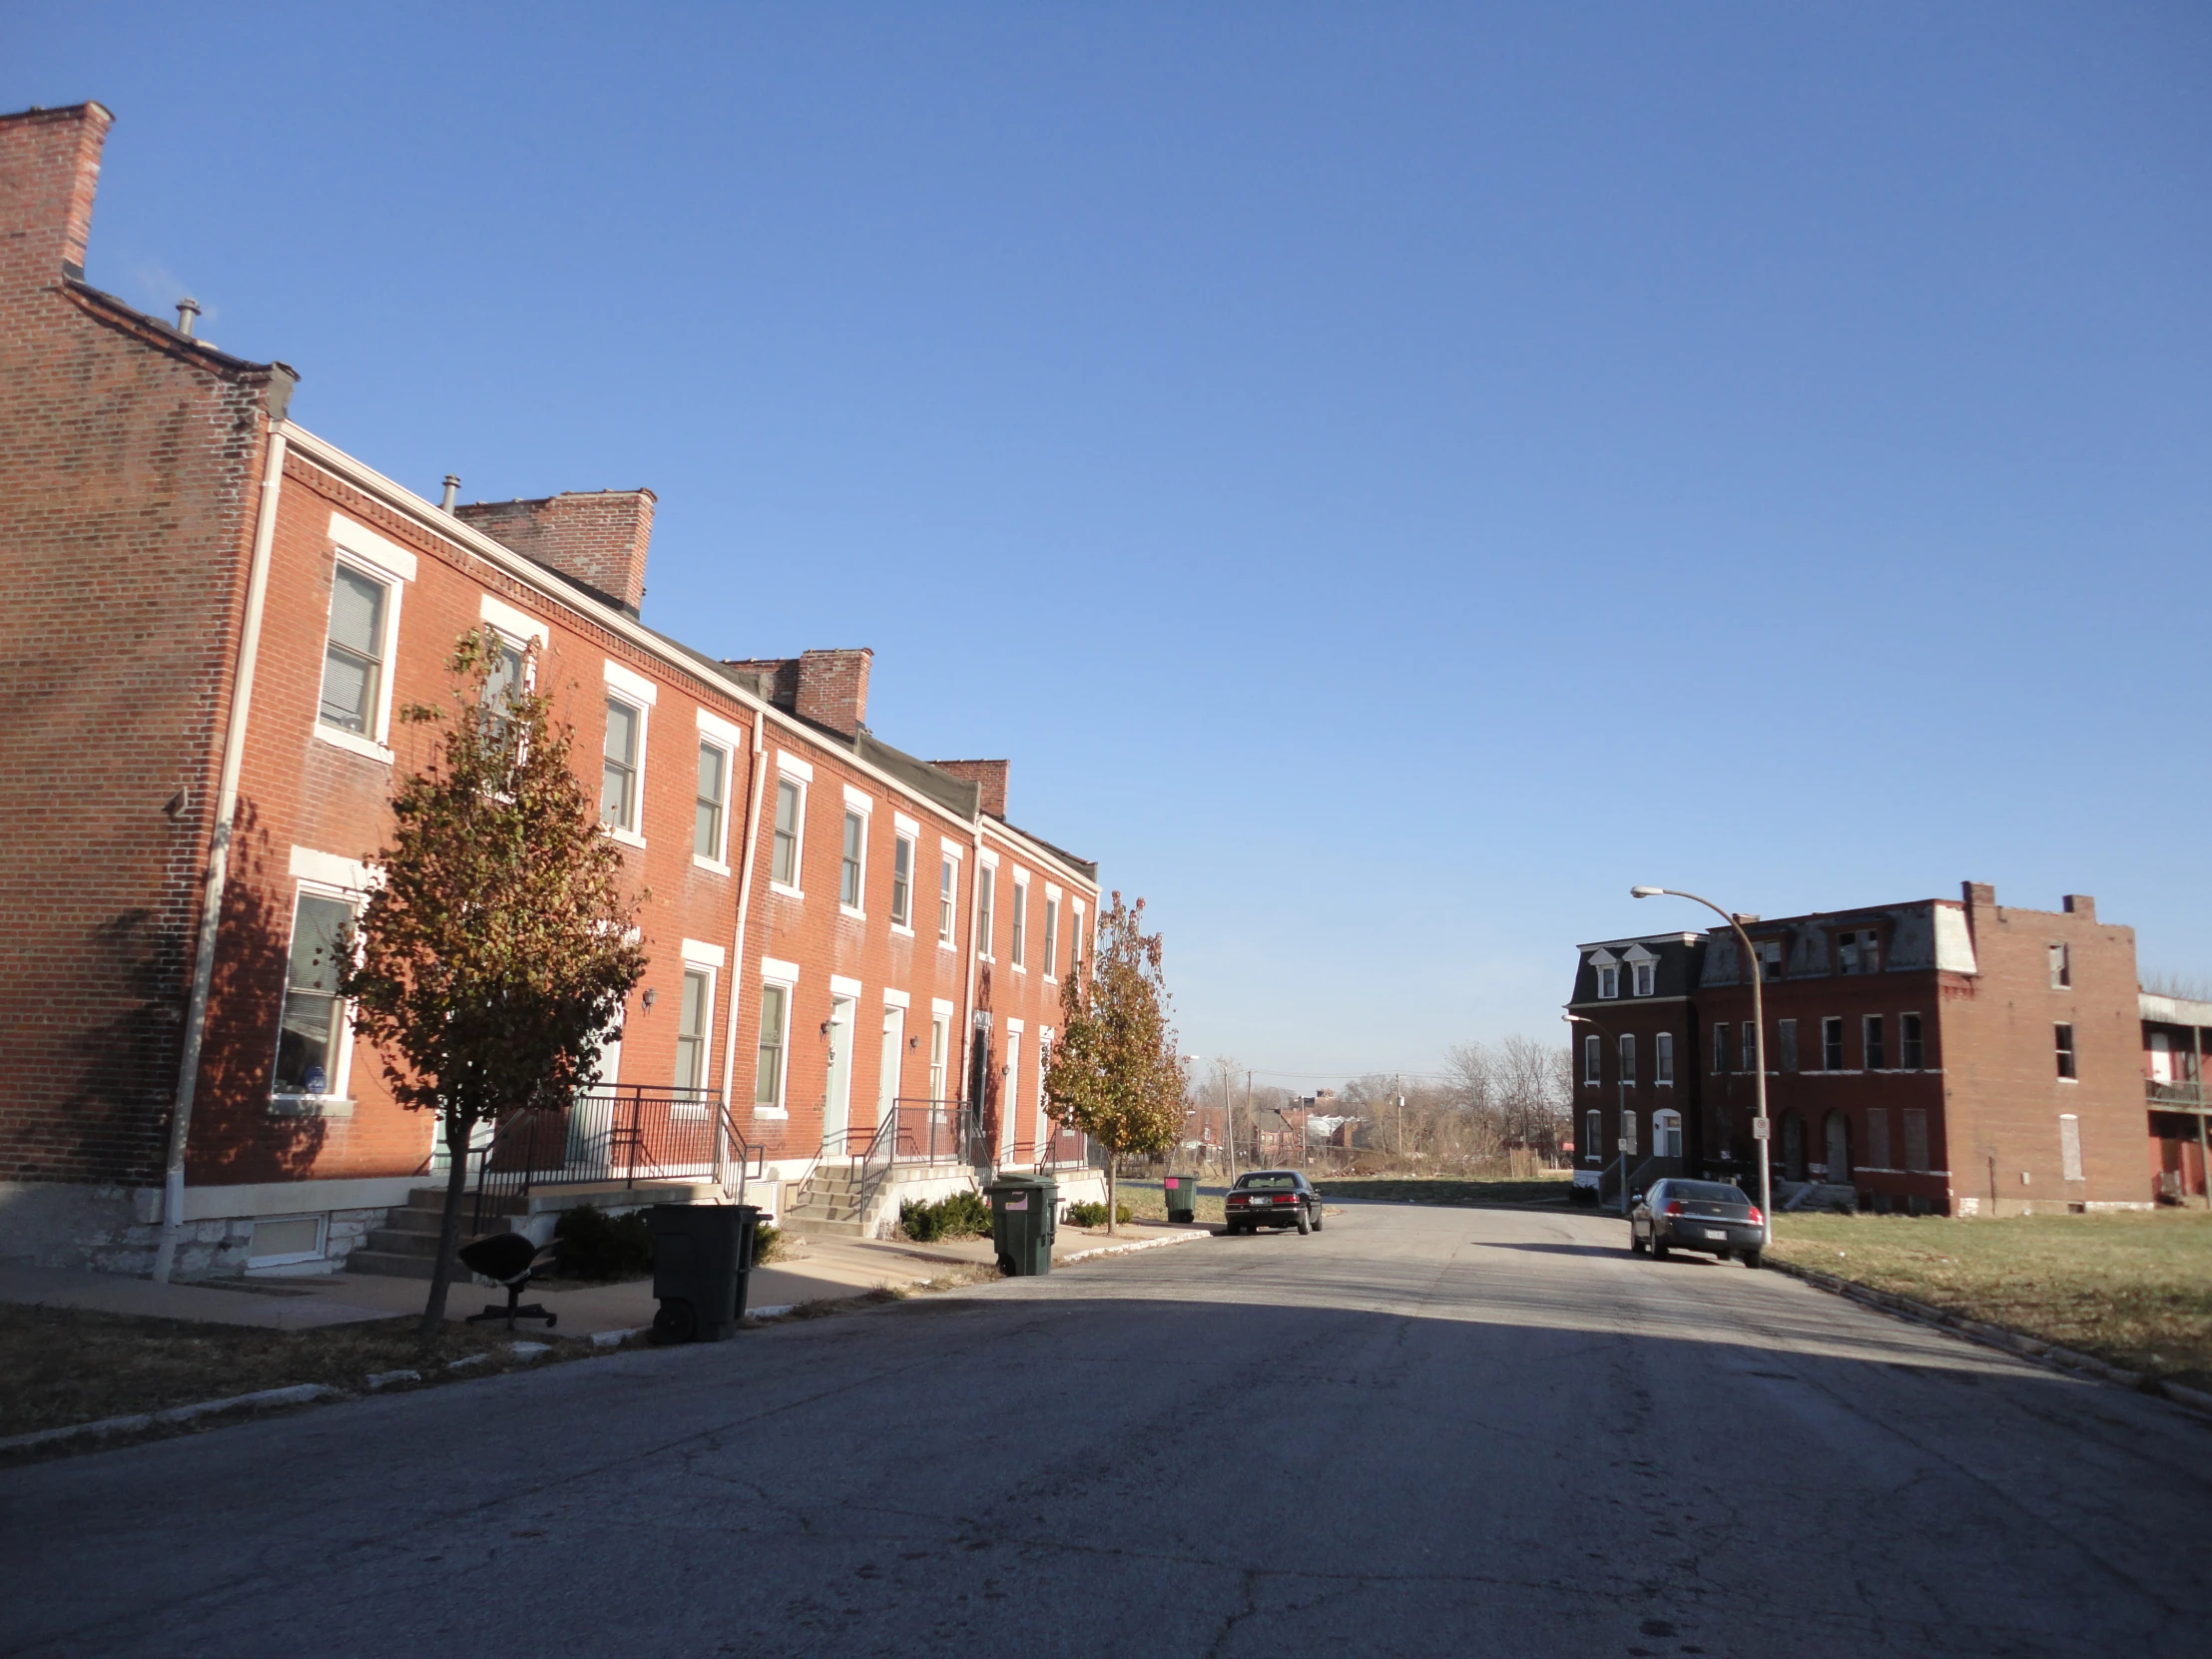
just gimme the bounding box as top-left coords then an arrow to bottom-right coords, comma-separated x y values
0,1382 -> 339,1455
1765,1258 -> 2212,1419
1060,1230 -> 1215,1266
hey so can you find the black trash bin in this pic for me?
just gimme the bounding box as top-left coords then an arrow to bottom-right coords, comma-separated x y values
1163,1174 -> 1200,1224
645,1203 -> 759,1343
984,1174 -> 1057,1276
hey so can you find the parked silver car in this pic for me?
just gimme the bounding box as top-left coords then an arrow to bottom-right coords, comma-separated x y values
1629,1178 -> 1766,1267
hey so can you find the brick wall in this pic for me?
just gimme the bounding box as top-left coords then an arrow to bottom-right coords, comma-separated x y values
932,760 -> 1009,819
452,490 -> 655,614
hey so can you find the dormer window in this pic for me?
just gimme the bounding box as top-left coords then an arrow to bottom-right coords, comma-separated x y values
1598,965 -> 1619,999
1759,939 -> 1783,982
1836,928 -> 1881,975
1632,961 -> 1654,997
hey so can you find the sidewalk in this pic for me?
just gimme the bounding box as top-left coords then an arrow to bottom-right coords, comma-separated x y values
0,1220 -> 1215,1339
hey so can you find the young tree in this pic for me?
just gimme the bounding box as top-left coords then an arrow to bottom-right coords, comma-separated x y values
1043,892 -> 1182,1236
339,632 -> 647,1335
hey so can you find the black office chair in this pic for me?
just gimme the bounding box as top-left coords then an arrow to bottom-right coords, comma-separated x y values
457,1232 -> 558,1331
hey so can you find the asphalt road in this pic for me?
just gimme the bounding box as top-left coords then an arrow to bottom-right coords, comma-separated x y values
5,1202 -> 2208,1658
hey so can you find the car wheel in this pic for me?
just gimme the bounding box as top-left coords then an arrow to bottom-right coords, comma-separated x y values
1651,1235 -> 1671,1260
1312,1207 -> 1324,1232
1296,1208 -> 1312,1235
1629,1230 -> 1646,1254
1742,1249 -> 1763,1270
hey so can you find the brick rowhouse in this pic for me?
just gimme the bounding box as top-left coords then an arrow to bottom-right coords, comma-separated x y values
1569,884 -> 2185,1216
0,102 -> 1103,1275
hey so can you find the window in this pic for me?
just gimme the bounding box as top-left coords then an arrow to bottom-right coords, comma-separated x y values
1777,1018 -> 1799,1072
1741,1021 -> 1757,1073
978,864 -> 996,959
1011,876 -> 1028,969
2049,942 -> 2070,989
754,984 -> 790,1110
601,699 -> 642,831
928,1014 -> 948,1102
1836,929 -> 1881,975
1713,1022 -> 1730,1074
1759,939 -> 1783,982
675,968 -> 712,1092
482,637 -> 527,735
1655,1031 -> 1674,1084
1900,1012 -> 1925,1069
1864,1015 -> 1887,1070
1597,965 -> 1619,999
772,777 -> 803,887
1631,961 -> 1654,997
938,855 -> 957,944
890,833 -> 913,927
1902,1108 -> 1930,1173
2054,1023 -> 2076,1079
840,811 -> 865,910
1618,1032 -> 1637,1085
1043,896 -> 1060,980
1822,1017 -> 1844,1071
695,743 -> 728,861
1584,1109 -> 1601,1163
319,564 -> 390,737
1622,1111 -> 1639,1157
1584,1034 -> 1601,1085
275,893 -> 354,1097
2058,1114 -> 2083,1182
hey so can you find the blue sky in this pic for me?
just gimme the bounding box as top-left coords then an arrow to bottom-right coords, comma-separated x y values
15,3 -> 2209,1085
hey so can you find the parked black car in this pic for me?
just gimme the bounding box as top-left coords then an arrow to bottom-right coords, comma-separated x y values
1629,1178 -> 1767,1267
1224,1170 -> 1323,1235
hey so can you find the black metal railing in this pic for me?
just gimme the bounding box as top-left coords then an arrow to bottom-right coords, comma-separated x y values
468,1087 -> 790,1233
849,1096 -> 983,1171
2147,1079 -> 2207,1108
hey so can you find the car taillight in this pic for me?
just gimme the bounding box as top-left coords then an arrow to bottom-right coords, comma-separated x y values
1228,1194 -> 1247,1206
1664,1201 -> 1685,1217
1747,1206 -> 1765,1226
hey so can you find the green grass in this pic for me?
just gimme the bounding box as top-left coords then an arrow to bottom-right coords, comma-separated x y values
1767,1210 -> 2212,1388
1313,1173 -> 1575,1209
1110,1181 -> 1225,1226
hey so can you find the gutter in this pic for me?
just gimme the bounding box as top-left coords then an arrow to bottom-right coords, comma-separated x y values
155,424 -> 289,1283
716,712 -> 770,1195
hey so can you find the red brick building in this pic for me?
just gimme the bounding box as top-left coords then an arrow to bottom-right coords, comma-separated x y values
1571,883 -> 2171,1216
0,103 -> 1102,1275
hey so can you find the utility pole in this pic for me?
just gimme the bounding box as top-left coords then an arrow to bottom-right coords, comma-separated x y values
1394,1073 -> 1404,1163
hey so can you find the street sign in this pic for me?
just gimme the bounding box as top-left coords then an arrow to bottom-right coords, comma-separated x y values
1751,1119 -> 1771,1140
1617,1138 -> 1632,1153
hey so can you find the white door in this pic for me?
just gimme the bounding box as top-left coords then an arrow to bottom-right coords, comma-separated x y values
878,1005 -> 904,1145
824,997 -> 854,1151
1000,1032 -> 1020,1162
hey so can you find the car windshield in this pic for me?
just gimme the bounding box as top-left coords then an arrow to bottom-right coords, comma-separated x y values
1236,1174 -> 1299,1191
1671,1182 -> 1751,1205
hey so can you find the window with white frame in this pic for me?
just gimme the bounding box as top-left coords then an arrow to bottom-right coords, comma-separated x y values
1900,1012 -> 1925,1069
481,636 -> 528,735
2054,1022 -> 2076,1079
1584,1109 -> 1601,1163
1655,1031 -> 1674,1084
890,831 -> 913,928
275,892 -> 356,1098
840,811 -> 866,911
675,967 -> 713,1093
938,853 -> 957,945
1864,1014 -> 1887,1070
2048,942 -> 2070,989
1043,893 -> 1060,980
1631,961 -> 1654,997
1618,1032 -> 1636,1085
1597,964 -> 1619,999
755,981 -> 791,1111
320,564 -> 392,739
1010,874 -> 1028,969
1822,1016 -> 1844,1070
601,698 -> 643,831
695,742 -> 729,861
977,863 -> 996,959
928,1012 -> 949,1102
1584,1033 -> 1601,1085
772,777 -> 804,888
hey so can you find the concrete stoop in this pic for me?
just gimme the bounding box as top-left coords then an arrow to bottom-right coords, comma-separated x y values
346,1181 -> 719,1279
783,1163 -> 980,1241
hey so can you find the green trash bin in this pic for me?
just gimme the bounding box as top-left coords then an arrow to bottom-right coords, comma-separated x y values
646,1203 -> 760,1344
1163,1173 -> 1200,1224
984,1174 -> 1058,1276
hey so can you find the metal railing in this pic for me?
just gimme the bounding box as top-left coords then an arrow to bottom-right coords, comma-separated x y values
468,1087 -> 788,1233
2147,1079 -> 2207,1108
849,1097 -> 982,1172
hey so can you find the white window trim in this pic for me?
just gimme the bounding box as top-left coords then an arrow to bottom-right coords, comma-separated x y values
602,657 -> 659,707
882,987 -> 910,1009
889,829 -> 916,937
770,773 -> 807,898
329,512 -> 418,581
761,956 -> 801,984
1042,894 -> 1060,984
479,592 -> 548,646
602,691 -> 650,848
754,974 -> 794,1118
693,735 -> 735,874
247,1213 -> 329,1270
271,878 -> 362,1117
930,996 -> 956,1016
1004,1016 -> 1025,1035
841,783 -> 874,815
976,862 -> 997,962
680,938 -> 727,968
314,550 -> 406,764
830,973 -> 864,998
1009,869 -> 1031,973
937,848 -> 960,952
838,792 -> 872,919
675,963 -> 717,1097
288,844 -> 374,891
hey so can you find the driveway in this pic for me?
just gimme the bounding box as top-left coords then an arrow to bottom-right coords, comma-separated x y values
3,1203 -> 2206,1657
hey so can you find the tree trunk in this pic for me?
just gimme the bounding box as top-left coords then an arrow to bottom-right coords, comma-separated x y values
419,1112 -> 473,1339
1105,1151 -> 1117,1237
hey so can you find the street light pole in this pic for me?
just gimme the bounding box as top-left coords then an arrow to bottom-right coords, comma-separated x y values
1631,885 -> 1772,1246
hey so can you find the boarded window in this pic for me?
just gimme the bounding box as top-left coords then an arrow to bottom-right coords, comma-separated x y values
2059,1114 -> 2084,1182
1713,1022 -> 1730,1074
1777,1019 -> 1799,1072
1867,1108 -> 1892,1170
1742,1021 -> 1758,1072
1902,1109 -> 1930,1173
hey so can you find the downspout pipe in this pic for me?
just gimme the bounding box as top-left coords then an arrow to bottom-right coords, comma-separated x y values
961,820 -> 985,1169
154,425 -> 288,1282
716,713 -> 769,1202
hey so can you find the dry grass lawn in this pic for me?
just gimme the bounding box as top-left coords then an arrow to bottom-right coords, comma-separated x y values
1314,1173 -> 1575,1209
1767,1209 -> 2212,1388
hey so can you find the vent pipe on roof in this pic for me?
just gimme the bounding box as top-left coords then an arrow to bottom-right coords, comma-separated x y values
175,296 -> 201,336
440,474 -> 460,512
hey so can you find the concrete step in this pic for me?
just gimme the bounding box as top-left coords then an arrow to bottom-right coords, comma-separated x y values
344,1248 -> 441,1280
780,1216 -> 868,1238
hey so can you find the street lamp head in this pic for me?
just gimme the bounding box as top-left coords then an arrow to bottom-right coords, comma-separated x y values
1630,885 -> 1665,899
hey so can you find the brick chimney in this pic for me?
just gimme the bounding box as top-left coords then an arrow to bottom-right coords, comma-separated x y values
0,103 -> 113,291
932,760 -> 1009,819
794,649 -> 871,737
453,489 -> 655,615
2062,894 -> 2095,919
723,656 -> 800,709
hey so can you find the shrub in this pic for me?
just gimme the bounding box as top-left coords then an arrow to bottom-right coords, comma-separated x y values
899,1190 -> 994,1242
552,1205 -> 654,1280
752,1222 -> 784,1265
1063,1201 -> 1134,1227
